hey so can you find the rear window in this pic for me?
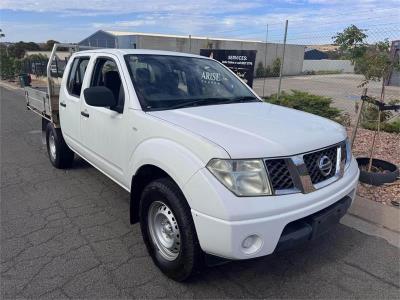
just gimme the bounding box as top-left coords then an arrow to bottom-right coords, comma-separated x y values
67,57 -> 90,97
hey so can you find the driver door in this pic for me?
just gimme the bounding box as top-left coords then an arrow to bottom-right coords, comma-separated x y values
80,54 -> 129,183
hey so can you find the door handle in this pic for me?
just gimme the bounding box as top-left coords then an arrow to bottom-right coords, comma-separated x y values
81,111 -> 89,118
60,102 -> 66,107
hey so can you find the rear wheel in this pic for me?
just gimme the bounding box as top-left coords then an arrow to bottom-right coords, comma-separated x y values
139,178 -> 203,281
46,122 -> 74,169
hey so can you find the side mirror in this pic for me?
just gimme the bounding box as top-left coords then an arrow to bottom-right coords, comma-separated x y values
83,86 -> 117,108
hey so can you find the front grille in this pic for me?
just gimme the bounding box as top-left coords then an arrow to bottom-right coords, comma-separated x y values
303,146 -> 337,184
265,159 -> 294,190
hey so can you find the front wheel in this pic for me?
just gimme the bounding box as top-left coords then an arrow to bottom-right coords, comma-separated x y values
46,122 -> 74,169
139,178 -> 203,281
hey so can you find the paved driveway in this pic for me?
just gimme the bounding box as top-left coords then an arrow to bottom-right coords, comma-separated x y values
1,86 -> 399,299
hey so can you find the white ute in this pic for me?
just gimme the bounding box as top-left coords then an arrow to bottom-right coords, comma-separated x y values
26,44 -> 360,281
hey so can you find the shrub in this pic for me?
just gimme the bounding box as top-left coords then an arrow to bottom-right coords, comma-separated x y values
315,70 -> 343,75
272,58 -> 281,76
264,90 -> 343,122
256,62 -> 266,78
255,59 -> 281,78
265,65 -> 272,77
360,99 -> 400,133
256,62 -> 274,78
303,70 -> 316,75
362,119 -> 400,133
0,52 -> 19,80
382,119 -> 400,133
302,70 -> 343,76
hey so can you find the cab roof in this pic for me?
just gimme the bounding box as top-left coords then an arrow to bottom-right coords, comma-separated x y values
76,48 -> 208,59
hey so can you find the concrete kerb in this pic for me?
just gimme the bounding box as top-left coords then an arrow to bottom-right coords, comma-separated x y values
341,195 -> 400,248
0,80 -> 21,90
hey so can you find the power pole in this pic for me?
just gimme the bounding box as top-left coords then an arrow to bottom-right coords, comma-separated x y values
277,20 -> 288,100
262,24 -> 269,98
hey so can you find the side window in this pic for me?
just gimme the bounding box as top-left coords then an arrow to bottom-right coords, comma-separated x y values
90,57 -> 124,112
67,57 -> 89,97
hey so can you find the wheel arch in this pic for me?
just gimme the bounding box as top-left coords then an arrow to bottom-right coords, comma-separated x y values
130,164 -> 169,223
127,138 -> 208,224
41,118 -> 50,145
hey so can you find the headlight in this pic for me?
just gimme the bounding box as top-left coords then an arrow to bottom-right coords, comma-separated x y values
345,137 -> 352,169
206,159 -> 272,196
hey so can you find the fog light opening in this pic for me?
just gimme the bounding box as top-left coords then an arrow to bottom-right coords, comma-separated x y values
241,234 -> 262,254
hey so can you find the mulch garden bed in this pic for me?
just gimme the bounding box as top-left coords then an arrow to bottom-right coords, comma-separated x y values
348,127 -> 400,206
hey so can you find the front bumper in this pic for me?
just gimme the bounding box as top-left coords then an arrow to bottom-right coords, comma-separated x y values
184,157 -> 359,259
274,195 -> 352,252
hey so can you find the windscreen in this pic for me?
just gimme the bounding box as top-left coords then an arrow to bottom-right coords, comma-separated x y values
124,54 -> 258,110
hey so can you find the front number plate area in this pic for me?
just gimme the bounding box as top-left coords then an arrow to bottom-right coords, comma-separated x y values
310,197 -> 351,240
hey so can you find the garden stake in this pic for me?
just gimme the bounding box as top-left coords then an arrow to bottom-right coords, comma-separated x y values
367,81 -> 385,172
351,88 -> 367,148
367,109 -> 381,172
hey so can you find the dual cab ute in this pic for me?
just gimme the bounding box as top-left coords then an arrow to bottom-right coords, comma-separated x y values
26,44 -> 360,281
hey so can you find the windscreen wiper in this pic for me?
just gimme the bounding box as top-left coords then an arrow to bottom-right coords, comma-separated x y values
165,98 -> 231,110
152,96 -> 260,111
220,96 -> 261,104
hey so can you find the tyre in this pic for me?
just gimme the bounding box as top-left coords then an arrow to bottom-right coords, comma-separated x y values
45,122 -> 74,169
139,178 -> 203,281
356,157 -> 399,186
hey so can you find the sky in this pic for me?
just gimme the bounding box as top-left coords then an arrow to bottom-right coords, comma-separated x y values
0,0 -> 399,45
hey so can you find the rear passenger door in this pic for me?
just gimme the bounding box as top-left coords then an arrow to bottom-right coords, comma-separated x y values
59,55 -> 90,149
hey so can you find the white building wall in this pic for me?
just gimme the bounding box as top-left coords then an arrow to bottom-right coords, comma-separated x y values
79,31 -> 306,75
302,60 -> 354,73
117,36 -> 138,48
138,35 -> 305,75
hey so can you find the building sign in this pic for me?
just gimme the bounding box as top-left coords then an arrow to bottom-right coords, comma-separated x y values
200,49 -> 257,87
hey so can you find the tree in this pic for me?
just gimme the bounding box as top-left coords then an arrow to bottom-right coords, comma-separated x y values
23,53 -> 48,61
0,51 -> 17,79
334,25 -> 400,170
333,25 -> 367,62
43,40 -> 68,51
44,40 -> 59,51
7,41 -> 40,59
0,43 -> 8,55
356,39 -> 393,84
333,25 -> 398,86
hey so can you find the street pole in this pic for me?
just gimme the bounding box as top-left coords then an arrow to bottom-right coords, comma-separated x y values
277,20 -> 288,100
262,24 -> 269,98
189,35 -> 192,53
